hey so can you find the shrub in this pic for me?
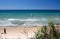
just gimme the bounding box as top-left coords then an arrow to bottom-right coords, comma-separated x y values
35,21 -> 60,39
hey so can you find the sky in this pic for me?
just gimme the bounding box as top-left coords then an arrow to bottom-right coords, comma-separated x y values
0,0 -> 60,10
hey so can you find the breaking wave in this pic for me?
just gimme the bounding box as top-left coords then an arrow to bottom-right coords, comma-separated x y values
0,18 -> 60,26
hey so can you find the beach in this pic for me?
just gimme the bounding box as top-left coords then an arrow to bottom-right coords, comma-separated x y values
0,26 -> 42,39
0,25 -> 60,39
0,10 -> 60,39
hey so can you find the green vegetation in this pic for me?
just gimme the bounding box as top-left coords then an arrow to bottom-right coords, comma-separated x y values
35,21 -> 60,39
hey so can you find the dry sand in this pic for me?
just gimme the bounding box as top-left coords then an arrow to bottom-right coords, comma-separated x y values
0,26 -> 60,39
0,26 -> 42,39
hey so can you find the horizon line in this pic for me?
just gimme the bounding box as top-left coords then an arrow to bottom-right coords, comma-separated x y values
0,9 -> 60,10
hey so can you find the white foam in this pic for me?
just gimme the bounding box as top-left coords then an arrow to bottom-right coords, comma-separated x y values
53,18 -> 60,21
8,18 -> 39,21
0,20 -> 15,26
0,18 -> 60,26
8,19 -> 19,21
22,22 -> 40,26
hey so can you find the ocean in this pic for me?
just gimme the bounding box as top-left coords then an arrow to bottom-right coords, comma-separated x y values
0,10 -> 60,26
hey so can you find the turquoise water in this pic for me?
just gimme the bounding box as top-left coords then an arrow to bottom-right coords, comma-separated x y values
0,10 -> 60,26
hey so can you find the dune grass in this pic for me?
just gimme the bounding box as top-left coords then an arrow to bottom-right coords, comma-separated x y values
35,21 -> 60,39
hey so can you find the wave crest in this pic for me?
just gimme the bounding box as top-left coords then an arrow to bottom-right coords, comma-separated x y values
8,18 -> 39,21
0,18 -> 60,26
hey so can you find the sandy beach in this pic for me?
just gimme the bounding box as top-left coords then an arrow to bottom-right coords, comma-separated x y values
0,25 -> 60,39
0,26 -> 42,39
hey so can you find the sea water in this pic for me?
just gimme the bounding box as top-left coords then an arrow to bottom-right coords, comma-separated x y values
0,10 -> 60,26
